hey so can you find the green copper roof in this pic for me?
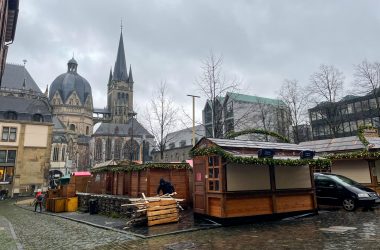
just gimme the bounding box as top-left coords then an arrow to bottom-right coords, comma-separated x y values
227,92 -> 285,106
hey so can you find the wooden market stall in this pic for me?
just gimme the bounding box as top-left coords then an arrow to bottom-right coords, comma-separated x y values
89,161 -> 192,207
300,127 -> 380,193
191,137 -> 330,221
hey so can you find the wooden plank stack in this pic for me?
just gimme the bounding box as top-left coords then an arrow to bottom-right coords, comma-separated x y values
122,193 -> 183,227
147,199 -> 179,226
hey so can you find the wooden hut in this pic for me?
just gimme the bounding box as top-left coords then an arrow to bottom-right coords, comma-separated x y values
89,161 -> 192,206
191,137 -> 330,221
300,127 -> 380,193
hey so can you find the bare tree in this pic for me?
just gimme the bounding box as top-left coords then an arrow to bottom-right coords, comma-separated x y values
279,79 -> 309,143
145,82 -> 178,160
309,64 -> 345,138
196,51 -> 239,138
354,59 -> 380,121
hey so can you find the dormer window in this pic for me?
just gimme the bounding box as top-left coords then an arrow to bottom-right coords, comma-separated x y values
32,114 -> 44,122
4,111 -> 17,120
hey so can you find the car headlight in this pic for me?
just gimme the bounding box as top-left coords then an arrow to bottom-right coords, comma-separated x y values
358,193 -> 370,198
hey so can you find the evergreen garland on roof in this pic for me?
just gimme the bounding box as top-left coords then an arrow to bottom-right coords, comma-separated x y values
190,145 -> 330,168
91,162 -> 191,174
225,128 -> 290,143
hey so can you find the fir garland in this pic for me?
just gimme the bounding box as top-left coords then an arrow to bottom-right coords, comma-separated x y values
91,162 -> 191,174
357,125 -> 378,147
191,146 -> 330,168
324,150 -> 380,160
225,128 -> 290,143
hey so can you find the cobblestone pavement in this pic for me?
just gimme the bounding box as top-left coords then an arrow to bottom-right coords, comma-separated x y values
0,200 -> 136,249
114,207 -> 380,250
3,199 -> 380,249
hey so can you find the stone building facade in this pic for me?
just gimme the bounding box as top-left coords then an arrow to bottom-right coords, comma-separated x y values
203,92 -> 291,141
48,58 -> 93,174
152,125 -> 204,163
0,64 -> 53,197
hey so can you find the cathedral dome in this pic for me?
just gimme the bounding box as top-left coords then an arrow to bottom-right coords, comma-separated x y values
49,58 -> 92,107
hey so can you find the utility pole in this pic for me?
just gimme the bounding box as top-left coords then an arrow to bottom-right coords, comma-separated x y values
187,94 -> 200,146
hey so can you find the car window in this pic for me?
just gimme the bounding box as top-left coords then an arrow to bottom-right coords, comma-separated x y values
330,175 -> 362,187
315,176 -> 336,188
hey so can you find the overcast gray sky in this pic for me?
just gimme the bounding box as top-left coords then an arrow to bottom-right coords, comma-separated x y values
7,0 -> 380,125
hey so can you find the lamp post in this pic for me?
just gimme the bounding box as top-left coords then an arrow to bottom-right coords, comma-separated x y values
128,112 -> 137,161
187,94 -> 200,146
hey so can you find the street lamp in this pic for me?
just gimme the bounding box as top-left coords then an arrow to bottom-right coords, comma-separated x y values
187,94 -> 200,146
128,111 -> 137,161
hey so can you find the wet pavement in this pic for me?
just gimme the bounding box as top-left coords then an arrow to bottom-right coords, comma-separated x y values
2,198 -> 380,249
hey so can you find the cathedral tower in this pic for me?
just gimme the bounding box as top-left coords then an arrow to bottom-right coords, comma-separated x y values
107,29 -> 134,124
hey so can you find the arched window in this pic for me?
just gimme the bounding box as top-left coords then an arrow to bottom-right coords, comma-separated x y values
123,139 -> 140,161
52,145 -> 59,162
105,138 -> 112,160
32,114 -> 44,122
114,126 -> 119,134
4,111 -> 17,120
69,124 -> 76,131
114,139 -> 122,160
95,139 -> 102,161
86,126 -> 90,135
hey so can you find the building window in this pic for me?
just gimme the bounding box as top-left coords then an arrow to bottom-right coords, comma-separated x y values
52,146 -> 59,162
362,100 -> 369,111
69,124 -> 75,131
354,102 -> 362,113
32,114 -> 44,122
0,166 -> 14,183
86,126 -> 90,135
95,139 -> 103,161
114,139 -> 122,160
369,99 -> 377,109
1,127 -> 17,142
169,143 -> 175,149
350,121 -> 357,131
61,146 -> 66,161
180,140 -> 186,147
123,140 -> 140,161
105,138 -> 112,161
0,150 -> 16,164
208,156 -> 221,192
347,103 -> 354,114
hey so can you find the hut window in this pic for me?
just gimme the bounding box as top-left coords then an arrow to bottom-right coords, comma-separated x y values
208,156 -> 221,192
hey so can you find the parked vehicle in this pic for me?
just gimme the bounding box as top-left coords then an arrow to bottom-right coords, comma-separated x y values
314,173 -> 380,211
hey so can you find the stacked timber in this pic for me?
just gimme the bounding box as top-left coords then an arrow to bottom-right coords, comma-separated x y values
122,193 -> 184,227
146,199 -> 179,226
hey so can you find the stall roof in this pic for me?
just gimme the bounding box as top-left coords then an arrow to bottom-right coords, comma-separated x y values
71,171 -> 91,176
208,138 -> 308,151
92,159 -> 118,169
299,136 -> 380,153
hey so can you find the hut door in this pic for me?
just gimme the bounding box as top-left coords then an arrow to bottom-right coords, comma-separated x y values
193,157 -> 206,214
106,173 -> 113,194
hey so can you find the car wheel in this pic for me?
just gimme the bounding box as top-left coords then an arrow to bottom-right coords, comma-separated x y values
342,198 -> 356,211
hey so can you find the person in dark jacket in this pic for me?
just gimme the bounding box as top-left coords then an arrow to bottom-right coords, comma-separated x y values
157,178 -> 175,195
34,190 -> 44,212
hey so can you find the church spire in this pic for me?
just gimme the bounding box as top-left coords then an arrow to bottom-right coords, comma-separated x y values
112,29 -> 128,81
128,64 -> 134,83
108,67 -> 113,86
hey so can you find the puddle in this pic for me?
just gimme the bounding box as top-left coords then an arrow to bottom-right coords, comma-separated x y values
319,226 -> 357,233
